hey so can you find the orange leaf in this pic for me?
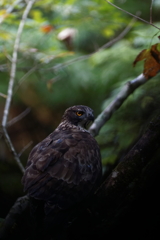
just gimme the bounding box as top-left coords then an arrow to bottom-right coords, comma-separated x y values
40,25 -> 54,34
133,43 -> 160,79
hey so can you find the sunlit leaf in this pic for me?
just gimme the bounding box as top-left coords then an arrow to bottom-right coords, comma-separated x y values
0,30 -> 12,40
102,28 -> 115,37
0,9 -> 9,21
31,10 -> 45,23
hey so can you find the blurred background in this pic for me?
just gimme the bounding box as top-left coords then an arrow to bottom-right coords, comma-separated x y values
0,0 -> 160,218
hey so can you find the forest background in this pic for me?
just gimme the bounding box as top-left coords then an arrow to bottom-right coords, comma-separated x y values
0,0 -> 160,238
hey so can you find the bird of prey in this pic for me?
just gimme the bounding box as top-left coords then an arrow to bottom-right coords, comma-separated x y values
22,105 -> 102,238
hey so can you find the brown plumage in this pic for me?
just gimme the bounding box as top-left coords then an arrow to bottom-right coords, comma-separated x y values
22,105 -> 102,238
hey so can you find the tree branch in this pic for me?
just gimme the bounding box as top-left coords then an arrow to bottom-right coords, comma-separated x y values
0,0 -> 24,24
1,127 -> 25,173
106,0 -> 160,30
1,0 -> 37,173
2,0 -> 36,128
89,74 -> 149,136
7,108 -> 31,127
18,141 -> 33,157
14,66 -> 37,93
150,0 -> 154,24
0,195 -> 30,239
98,15 -> 139,51
95,114 -> 160,220
0,93 -> 7,99
46,16 -> 137,72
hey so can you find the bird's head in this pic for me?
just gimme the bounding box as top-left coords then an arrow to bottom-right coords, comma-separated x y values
61,105 -> 94,129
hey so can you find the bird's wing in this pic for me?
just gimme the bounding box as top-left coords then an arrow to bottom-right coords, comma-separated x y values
22,130 -> 101,213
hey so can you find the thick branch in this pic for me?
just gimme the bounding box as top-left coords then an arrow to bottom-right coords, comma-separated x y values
0,196 -> 30,239
89,74 -> 148,136
95,115 -> 160,217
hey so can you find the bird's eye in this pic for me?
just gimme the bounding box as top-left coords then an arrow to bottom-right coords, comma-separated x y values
76,111 -> 84,117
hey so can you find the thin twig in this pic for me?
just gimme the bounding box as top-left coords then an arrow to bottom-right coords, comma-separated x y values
2,127 -> 25,173
18,141 -> 33,157
1,0 -> 36,173
7,108 -> 31,127
46,16 -> 137,72
106,0 -> 160,30
14,66 -> 37,93
0,0 -> 24,24
89,74 -> 148,136
0,16 -> 137,76
0,93 -> 7,99
98,15 -> 139,51
2,0 -> 36,128
150,0 -> 154,24
0,64 -> 7,72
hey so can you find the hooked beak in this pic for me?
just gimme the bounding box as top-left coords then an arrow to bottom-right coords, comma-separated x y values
88,112 -> 94,121
84,113 -> 94,129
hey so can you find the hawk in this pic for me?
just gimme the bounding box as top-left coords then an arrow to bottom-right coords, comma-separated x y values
22,105 -> 102,238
